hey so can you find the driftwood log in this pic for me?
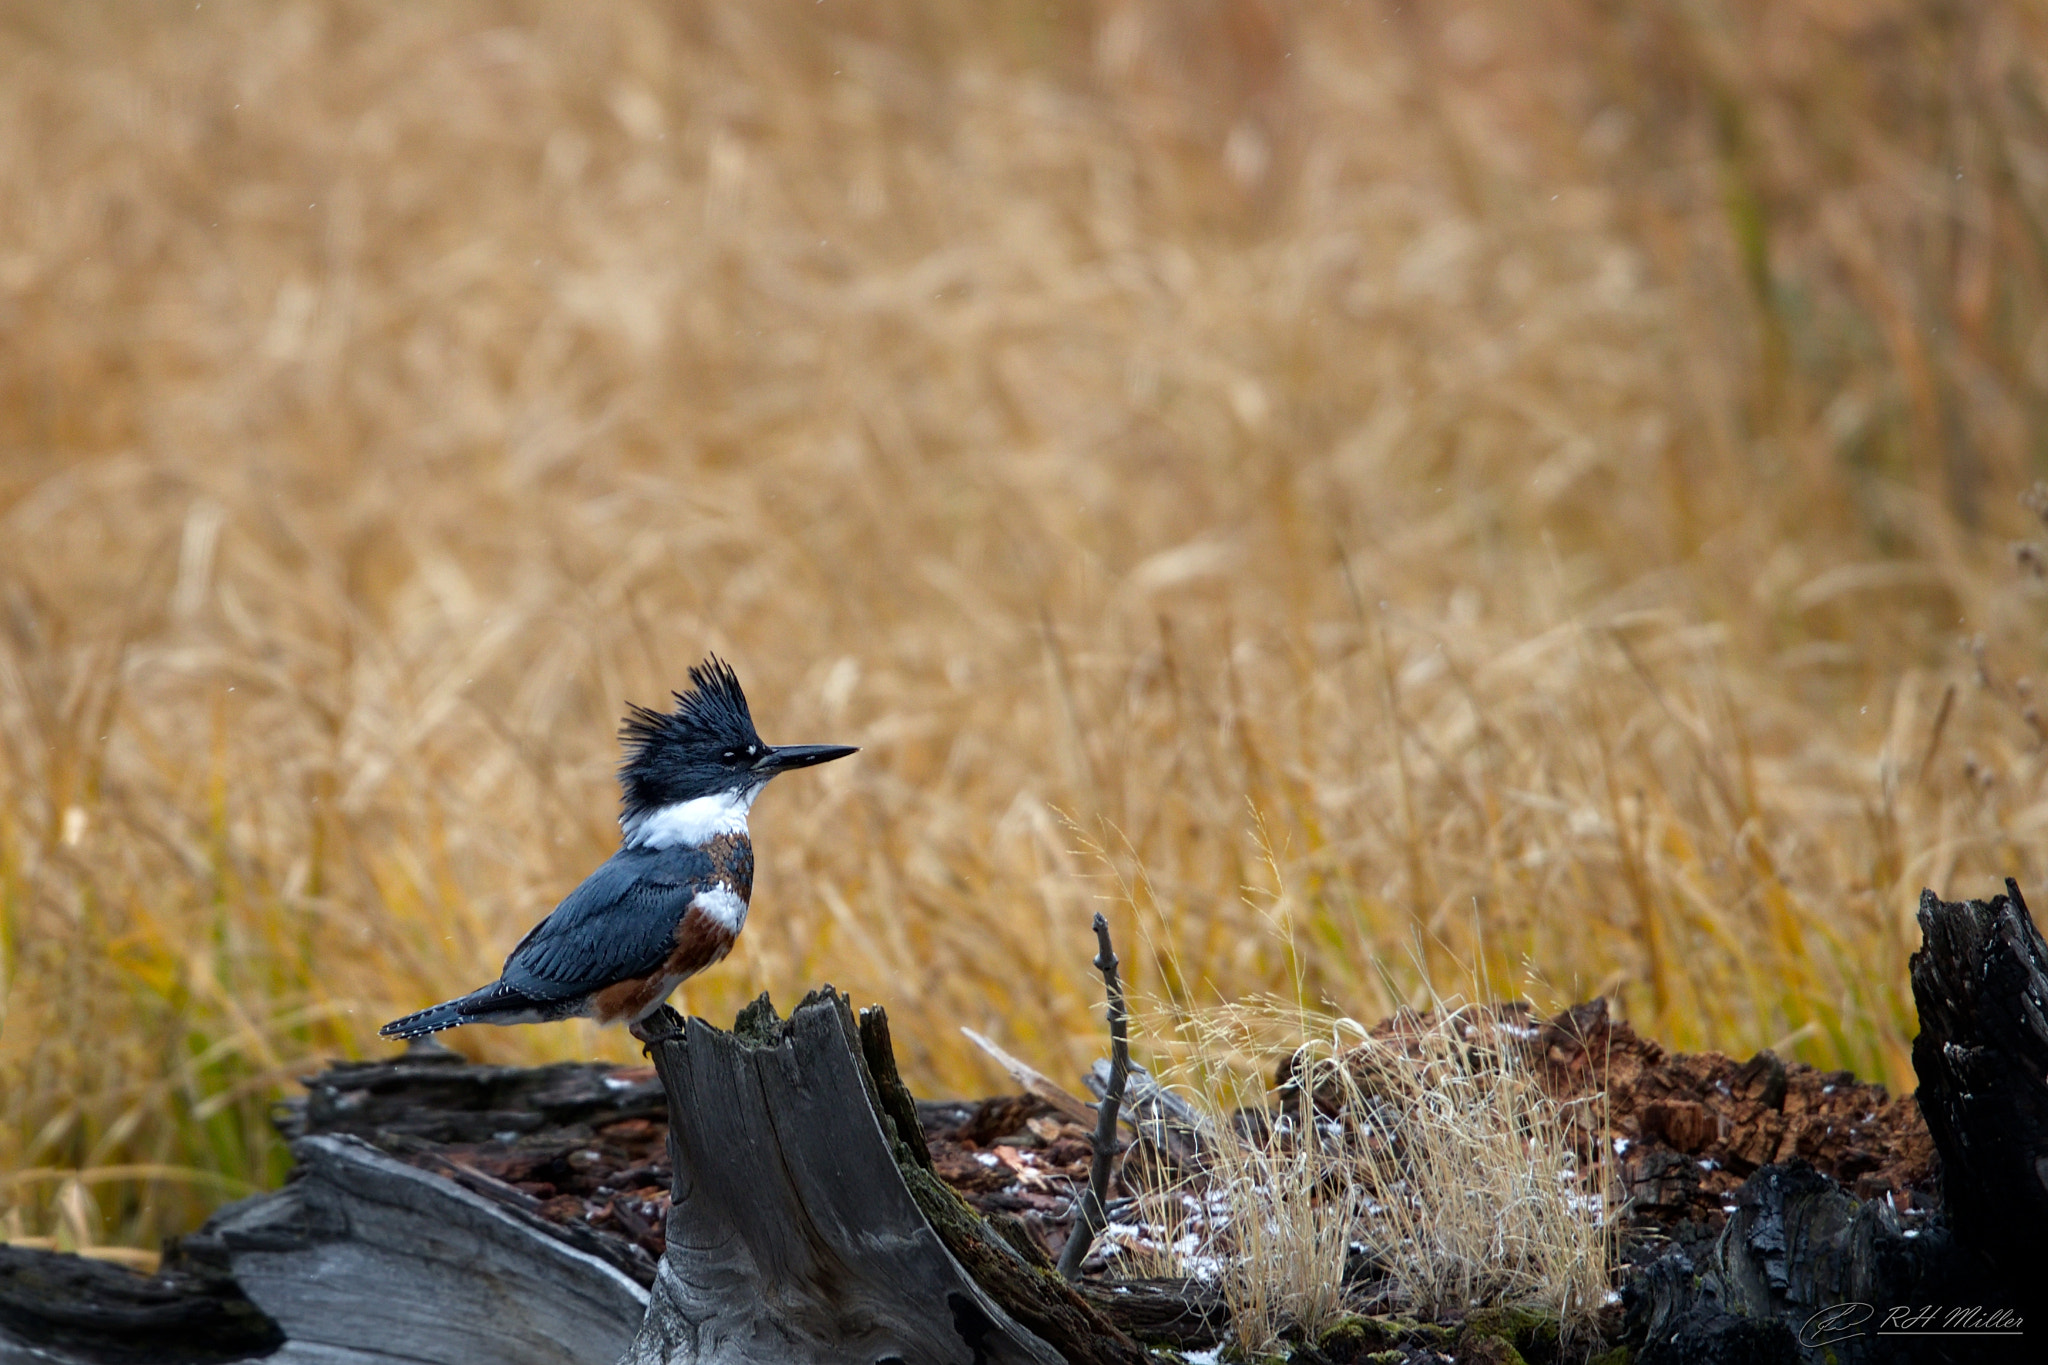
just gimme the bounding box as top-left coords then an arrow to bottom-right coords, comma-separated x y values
0,1134 -> 647,1365
619,989 -> 1147,1365
194,1135 -> 648,1364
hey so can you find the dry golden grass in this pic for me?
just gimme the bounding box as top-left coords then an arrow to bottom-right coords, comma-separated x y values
1119,996 -> 1612,1355
7,0 -> 2048,1257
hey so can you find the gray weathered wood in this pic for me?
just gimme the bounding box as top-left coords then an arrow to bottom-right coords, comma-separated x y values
620,994 -> 1064,1365
195,1133 -> 646,1365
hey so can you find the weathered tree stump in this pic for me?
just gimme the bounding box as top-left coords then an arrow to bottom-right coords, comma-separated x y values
619,989 -> 1145,1365
1909,877 -> 2048,1291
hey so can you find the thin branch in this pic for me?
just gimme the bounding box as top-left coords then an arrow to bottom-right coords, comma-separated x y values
1059,912 -> 1130,1281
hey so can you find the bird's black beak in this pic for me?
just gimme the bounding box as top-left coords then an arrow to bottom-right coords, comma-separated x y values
754,743 -> 858,775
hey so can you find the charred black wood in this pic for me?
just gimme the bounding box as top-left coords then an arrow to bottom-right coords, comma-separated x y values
282,1042 -> 664,1146
0,1243 -> 281,1365
1909,878 -> 2048,1291
1622,878 -> 2048,1365
1627,1160 -> 1975,1365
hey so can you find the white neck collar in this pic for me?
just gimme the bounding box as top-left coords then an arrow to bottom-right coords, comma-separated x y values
621,785 -> 760,849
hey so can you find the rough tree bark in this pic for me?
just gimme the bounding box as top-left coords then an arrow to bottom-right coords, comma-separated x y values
617,988 -> 1146,1365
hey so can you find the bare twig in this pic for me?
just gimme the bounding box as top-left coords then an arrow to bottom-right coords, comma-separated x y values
1058,912 -> 1130,1281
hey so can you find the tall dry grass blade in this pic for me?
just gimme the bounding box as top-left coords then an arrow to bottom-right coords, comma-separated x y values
1130,995 -> 1613,1357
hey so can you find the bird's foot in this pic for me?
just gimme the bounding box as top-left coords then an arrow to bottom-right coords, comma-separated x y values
630,1004 -> 685,1051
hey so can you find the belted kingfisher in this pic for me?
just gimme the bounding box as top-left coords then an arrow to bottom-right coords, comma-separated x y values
379,656 -> 855,1043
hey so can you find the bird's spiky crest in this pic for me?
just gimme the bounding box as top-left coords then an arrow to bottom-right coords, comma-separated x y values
617,655 -> 759,819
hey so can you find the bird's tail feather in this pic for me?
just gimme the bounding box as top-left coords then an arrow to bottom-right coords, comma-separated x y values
380,984 -> 547,1039
379,998 -> 469,1040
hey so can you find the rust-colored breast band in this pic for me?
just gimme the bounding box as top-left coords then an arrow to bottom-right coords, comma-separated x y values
703,832 -> 755,901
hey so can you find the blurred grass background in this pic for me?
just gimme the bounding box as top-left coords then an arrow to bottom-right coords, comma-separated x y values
8,0 -> 2048,1260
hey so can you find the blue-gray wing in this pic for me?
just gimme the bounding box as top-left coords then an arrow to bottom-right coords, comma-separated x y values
497,845 -> 717,1002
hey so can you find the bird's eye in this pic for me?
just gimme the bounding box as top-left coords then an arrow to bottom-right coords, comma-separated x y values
721,749 -> 737,764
